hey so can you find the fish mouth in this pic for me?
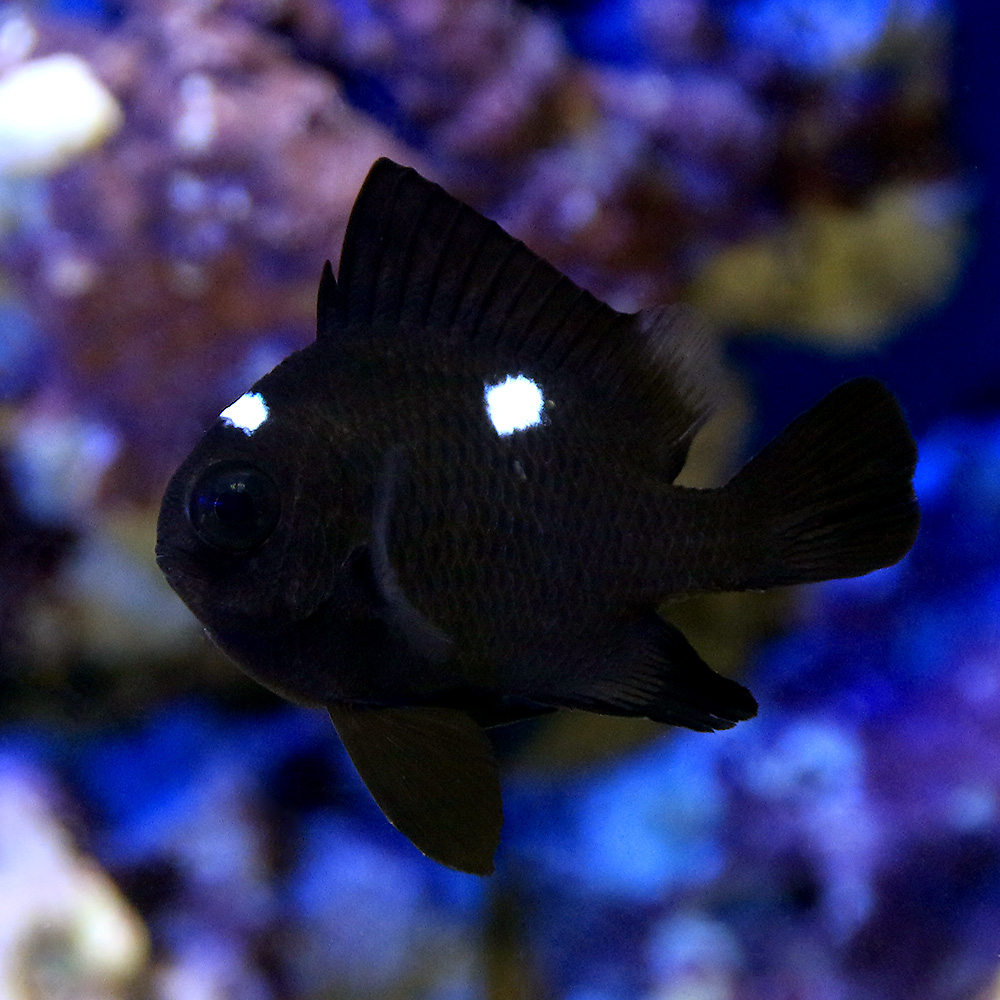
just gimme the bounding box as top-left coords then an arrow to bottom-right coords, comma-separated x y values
156,541 -> 332,637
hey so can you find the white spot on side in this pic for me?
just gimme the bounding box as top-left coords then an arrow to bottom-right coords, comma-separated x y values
484,375 -> 544,436
220,391 -> 269,436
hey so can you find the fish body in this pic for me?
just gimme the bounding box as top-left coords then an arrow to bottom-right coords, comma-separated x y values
156,159 -> 920,874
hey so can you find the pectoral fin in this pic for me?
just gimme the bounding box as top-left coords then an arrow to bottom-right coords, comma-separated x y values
361,447 -> 453,663
328,702 -> 503,875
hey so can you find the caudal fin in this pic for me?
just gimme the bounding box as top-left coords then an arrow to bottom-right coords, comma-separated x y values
724,378 -> 919,588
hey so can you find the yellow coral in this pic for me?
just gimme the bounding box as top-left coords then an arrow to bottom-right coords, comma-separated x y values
689,182 -> 967,347
0,54 -> 123,177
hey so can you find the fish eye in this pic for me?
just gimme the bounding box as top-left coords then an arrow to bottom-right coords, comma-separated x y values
187,461 -> 281,553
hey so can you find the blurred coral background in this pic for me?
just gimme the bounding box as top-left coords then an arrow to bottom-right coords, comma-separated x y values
0,0 -> 998,997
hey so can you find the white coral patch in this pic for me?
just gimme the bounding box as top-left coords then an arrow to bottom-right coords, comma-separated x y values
0,759 -> 149,996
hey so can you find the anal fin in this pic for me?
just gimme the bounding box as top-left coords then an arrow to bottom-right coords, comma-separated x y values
328,703 -> 503,875
539,612 -> 757,732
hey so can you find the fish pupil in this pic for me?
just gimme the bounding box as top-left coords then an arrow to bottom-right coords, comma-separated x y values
215,487 -> 254,525
187,461 -> 281,552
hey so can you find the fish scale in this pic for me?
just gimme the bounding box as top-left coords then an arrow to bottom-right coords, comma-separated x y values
156,159 -> 919,874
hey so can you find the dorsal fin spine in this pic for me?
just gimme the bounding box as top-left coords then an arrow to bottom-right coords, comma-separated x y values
316,260 -> 337,340
366,170 -> 408,323
340,165 -> 407,326
508,277 -> 565,357
548,304 -> 604,370
569,312 -> 622,372
382,183 -> 436,324
441,218 -> 496,330
463,239 -> 526,343
534,285 -> 595,365
418,196 -> 465,327
483,252 -> 548,350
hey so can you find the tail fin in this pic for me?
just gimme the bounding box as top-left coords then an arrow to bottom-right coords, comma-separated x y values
724,378 -> 919,588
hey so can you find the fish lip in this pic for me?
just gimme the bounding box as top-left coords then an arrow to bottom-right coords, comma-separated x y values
154,545 -> 213,585
156,543 -> 333,635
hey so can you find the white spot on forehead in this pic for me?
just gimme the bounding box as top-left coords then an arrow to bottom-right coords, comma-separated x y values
484,375 -> 544,436
219,391 -> 269,436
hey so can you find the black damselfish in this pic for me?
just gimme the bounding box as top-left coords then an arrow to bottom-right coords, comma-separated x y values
156,158 -> 920,874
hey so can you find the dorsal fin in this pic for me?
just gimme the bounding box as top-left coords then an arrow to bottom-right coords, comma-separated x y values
335,158 -> 626,356
334,157 -> 714,479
